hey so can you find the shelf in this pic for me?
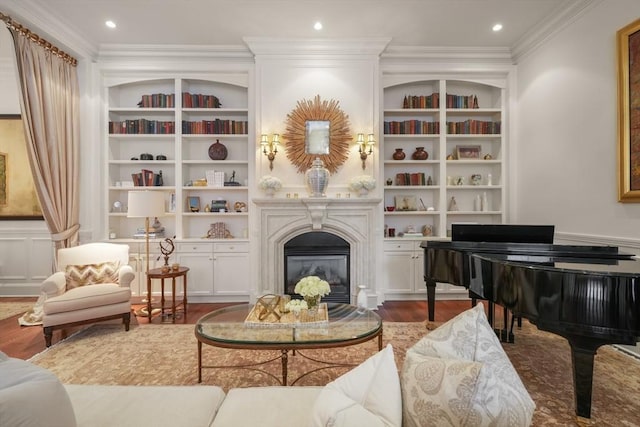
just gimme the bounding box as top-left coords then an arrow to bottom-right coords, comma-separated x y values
182,186 -> 248,191
384,211 -> 440,216
384,185 -> 440,190
446,185 -> 501,190
182,212 -> 248,217
446,211 -> 502,215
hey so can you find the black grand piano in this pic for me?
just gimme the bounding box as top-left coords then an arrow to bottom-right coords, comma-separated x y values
421,224 -> 640,419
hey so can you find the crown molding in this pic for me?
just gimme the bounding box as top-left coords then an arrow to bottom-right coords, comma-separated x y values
380,46 -> 513,64
243,37 -> 392,57
97,44 -> 253,61
511,0 -> 601,63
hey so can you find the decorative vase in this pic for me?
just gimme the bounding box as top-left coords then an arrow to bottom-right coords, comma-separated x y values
392,148 -> 406,160
264,187 -> 276,197
305,157 -> 329,197
304,295 -> 321,315
412,147 -> 428,160
358,187 -> 369,197
357,285 -> 368,311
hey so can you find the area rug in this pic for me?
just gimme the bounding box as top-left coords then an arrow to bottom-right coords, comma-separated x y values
28,321 -> 640,426
0,301 -> 34,321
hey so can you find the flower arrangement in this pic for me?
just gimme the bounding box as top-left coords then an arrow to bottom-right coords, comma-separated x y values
294,275 -> 331,298
285,299 -> 308,314
258,175 -> 283,191
348,175 -> 376,192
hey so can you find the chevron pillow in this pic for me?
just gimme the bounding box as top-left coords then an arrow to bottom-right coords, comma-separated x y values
65,261 -> 121,290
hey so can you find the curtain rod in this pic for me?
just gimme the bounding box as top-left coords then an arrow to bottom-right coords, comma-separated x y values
0,12 -> 78,67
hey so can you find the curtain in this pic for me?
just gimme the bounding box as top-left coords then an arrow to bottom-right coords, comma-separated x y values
8,28 -> 80,251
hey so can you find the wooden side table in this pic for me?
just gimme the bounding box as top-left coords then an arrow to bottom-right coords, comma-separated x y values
145,266 -> 189,323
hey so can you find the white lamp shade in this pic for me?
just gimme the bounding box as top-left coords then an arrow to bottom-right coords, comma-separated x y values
127,191 -> 165,218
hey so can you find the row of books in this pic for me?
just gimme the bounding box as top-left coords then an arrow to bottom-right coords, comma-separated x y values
182,120 -> 248,135
137,93 -> 175,108
395,173 -> 432,186
447,120 -> 501,135
182,92 -> 222,108
384,120 -> 440,135
131,169 -> 163,187
401,93 -> 480,109
134,92 -> 222,109
133,229 -> 165,239
403,94 -> 440,109
109,119 -> 175,134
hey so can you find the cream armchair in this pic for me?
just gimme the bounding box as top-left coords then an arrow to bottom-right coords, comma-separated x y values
41,242 -> 135,347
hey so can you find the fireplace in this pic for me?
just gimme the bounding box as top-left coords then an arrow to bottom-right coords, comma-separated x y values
253,197 -> 381,308
284,232 -> 350,303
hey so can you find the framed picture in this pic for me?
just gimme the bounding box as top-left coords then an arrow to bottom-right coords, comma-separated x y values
455,145 -> 482,160
187,196 -> 200,212
0,115 -> 43,220
618,18 -> 640,202
395,195 -> 417,211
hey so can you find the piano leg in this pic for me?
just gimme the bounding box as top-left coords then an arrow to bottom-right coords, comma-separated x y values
566,337 -> 600,419
425,277 -> 437,322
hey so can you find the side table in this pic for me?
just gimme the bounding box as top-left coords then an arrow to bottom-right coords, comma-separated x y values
146,266 -> 189,323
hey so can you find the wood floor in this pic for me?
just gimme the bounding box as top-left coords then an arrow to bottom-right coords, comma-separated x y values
0,297 -> 472,360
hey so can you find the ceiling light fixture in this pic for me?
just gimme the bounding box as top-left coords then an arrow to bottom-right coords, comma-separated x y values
492,23 -> 503,32
105,20 -> 116,29
314,21 -> 323,31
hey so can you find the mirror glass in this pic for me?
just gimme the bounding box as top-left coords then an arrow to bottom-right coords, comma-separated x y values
305,120 -> 330,154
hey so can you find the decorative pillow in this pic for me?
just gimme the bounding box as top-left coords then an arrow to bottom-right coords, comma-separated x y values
65,261 -> 120,290
402,302 -> 535,427
309,344 -> 402,427
401,351 -> 483,427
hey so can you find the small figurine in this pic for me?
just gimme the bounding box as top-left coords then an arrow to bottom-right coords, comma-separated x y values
448,196 -> 459,211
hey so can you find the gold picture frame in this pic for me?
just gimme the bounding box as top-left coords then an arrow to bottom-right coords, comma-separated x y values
0,115 -> 43,220
618,18 -> 640,202
455,145 -> 481,160
283,95 -> 351,174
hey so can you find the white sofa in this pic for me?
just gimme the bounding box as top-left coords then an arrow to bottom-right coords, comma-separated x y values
0,303 -> 535,427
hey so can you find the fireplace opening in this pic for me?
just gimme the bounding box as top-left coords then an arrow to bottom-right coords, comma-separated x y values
284,231 -> 350,304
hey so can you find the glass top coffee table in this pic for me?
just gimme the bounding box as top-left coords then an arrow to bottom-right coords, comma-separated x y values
195,303 -> 382,385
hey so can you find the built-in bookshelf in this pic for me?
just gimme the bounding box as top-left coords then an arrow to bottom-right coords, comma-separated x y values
105,77 -> 251,242
381,78 -> 506,241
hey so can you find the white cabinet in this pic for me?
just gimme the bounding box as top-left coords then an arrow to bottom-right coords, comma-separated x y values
213,242 -> 249,297
176,243 -> 214,297
382,240 -> 424,296
381,78 -> 506,239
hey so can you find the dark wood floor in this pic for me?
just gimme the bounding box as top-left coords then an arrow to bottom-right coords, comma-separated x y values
0,297 -> 472,360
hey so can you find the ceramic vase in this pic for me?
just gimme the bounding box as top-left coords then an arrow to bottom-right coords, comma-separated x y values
392,148 -> 406,160
357,285 -> 368,311
264,187 -> 276,197
412,147 -> 428,160
358,187 -> 369,197
305,157 -> 329,197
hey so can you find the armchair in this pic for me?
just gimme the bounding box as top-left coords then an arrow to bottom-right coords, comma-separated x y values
41,242 -> 135,347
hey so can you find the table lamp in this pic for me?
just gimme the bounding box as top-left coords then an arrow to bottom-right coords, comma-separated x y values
127,190 -> 165,315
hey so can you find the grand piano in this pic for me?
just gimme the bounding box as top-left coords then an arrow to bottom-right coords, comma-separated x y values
421,224 -> 640,419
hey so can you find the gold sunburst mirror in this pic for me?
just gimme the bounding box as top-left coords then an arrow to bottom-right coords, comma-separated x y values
283,95 -> 351,174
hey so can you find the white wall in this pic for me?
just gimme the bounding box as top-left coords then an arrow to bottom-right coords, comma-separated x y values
515,0 -> 640,246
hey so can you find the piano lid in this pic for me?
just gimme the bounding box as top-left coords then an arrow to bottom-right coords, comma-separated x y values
451,224 -> 555,244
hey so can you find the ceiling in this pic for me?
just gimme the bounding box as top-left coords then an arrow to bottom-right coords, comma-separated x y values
2,0 -> 590,57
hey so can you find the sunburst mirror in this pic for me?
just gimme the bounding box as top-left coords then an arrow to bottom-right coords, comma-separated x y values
283,95 -> 351,174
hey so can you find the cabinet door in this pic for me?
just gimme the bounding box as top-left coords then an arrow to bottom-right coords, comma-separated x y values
176,252 -> 214,296
213,252 -> 249,296
383,251 -> 415,293
412,250 -> 426,293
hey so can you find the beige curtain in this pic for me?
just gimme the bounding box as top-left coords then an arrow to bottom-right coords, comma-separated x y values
8,28 -> 80,251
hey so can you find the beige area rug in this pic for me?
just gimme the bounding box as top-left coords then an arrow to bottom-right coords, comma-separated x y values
0,301 -> 34,321
29,321 -> 640,427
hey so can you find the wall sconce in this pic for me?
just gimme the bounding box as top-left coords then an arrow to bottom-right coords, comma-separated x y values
261,133 -> 279,170
357,133 -> 375,170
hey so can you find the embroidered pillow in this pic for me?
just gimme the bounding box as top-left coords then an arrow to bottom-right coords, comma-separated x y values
65,261 -> 120,289
402,303 -> 536,426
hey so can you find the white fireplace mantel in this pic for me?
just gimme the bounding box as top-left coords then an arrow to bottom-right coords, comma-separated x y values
252,197 -> 382,306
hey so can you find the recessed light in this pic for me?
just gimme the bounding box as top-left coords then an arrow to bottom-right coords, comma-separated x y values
314,21 -> 323,31
105,20 -> 116,29
492,23 -> 503,32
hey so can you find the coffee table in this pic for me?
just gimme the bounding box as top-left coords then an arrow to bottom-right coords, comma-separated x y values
195,303 -> 382,385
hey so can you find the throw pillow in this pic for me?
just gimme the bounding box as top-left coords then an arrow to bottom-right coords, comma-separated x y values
309,344 -> 402,427
401,350 -> 483,427
65,261 -> 120,290
402,302 -> 536,426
